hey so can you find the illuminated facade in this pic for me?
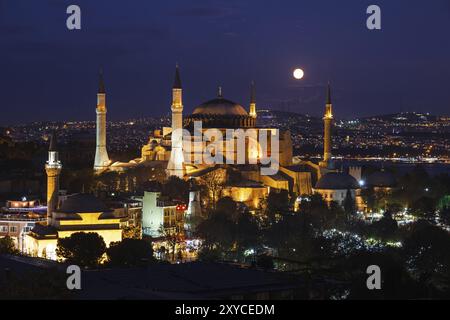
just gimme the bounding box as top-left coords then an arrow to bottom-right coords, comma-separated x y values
142,191 -> 184,237
91,66 -> 316,208
25,135 -> 123,260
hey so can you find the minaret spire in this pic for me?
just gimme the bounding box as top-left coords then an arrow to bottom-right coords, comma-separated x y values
94,69 -> 110,172
167,64 -> 185,178
46,131 -> 62,226
320,82 -> 334,169
249,81 -> 257,120
217,86 -> 223,98
49,131 -> 57,152
173,64 -> 182,89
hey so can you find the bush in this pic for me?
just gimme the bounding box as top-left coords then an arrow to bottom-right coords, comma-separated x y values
107,238 -> 154,266
0,236 -> 17,255
56,232 -> 106,267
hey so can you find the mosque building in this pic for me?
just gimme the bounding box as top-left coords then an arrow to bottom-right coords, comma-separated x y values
93,66 -> 363,211
24,133 -> 124,260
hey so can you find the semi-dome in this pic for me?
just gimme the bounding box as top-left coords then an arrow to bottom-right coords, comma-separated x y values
367,170 -> 396,188
59,193 -> 109,213
192,98 -> 248,116
315,172 -> 359,190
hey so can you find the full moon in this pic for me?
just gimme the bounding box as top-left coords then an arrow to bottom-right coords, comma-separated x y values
293,68 -> 304,80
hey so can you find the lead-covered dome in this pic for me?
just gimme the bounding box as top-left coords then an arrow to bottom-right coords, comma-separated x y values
315,172 -> 360,190
59,193 -> 109,213
192,98 -> 248,116
185,89 -> 255,129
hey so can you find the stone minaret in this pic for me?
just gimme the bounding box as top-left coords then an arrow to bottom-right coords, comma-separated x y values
45,132 -> 62,226
320,83 -> 334,169
167,65 -> 185,178
249,81 -> 257,119
94,69 -> 110,172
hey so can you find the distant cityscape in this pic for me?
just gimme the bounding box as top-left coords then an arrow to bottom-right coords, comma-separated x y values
3,110 -> 449,162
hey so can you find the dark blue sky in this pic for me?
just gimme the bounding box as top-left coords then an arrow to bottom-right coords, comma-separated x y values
0,0 -> 449,124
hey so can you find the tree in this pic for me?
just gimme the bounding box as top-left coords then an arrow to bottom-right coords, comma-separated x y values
196,210 -> 235,253
122,225 -> 142,239
0,236 -> 17,255
410,196 -> 436,219
56,232 -> 106,267
402,222 -> 450,294
198,247 -> 222,262
107,239 -> 154,266
217,196 -> 239,221
158,225 -> 184,262
234,211 -> 260,259
440,205 -> 450,226
163,176 -> 190,202
343,189 -> 356,219
201,168 -> 226,208
265,189 -> 290,222
345,251 -> 425,300
368,210 -> 399,241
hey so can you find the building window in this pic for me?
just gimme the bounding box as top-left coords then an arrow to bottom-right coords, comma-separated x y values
9,226 -> 17,233
0,226 -> 8,232
23,226 -> 32,233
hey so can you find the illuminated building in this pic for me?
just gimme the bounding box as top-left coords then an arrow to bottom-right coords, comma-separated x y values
93,66 -> 312,209
313,172 -> 360,207
25,134 -> 124,260
0,198 -> 46,252
142,190 -> 184,237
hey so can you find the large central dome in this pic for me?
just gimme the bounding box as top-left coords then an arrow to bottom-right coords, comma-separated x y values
192,97 -> 248,116
185,88 -> 255,129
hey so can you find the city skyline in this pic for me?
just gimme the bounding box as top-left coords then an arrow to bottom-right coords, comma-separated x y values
1,0 -> 450,125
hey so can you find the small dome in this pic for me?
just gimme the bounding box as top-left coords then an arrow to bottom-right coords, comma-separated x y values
59,193 -> 109,213
367,170 -> 396,188
315,172 -> 359,190
192,98 -> 248,116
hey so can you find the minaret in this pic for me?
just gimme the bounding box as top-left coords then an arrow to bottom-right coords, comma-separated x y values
94,69 -> 110,172
320,82 -> 334,169
167,65 -> 185,178
249,81 -> 257,119
45,132 -> 62,226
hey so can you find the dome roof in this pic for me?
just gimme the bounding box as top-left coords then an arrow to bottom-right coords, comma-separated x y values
315,172 -> 359,190
192,97 -> 248,116
59,193 -> 109,213
367,170 -> 396,187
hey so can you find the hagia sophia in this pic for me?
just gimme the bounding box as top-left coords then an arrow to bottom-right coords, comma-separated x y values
21,66 -> 377,259
93,66 -> 365,210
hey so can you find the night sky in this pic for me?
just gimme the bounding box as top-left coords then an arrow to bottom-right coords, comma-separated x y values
0,0 -> 449,125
